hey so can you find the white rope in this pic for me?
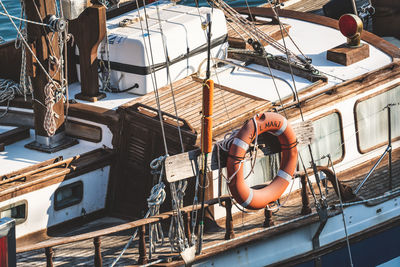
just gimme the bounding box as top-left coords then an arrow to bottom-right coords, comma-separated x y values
217,116 -> 259,184
99,33 -> 112,92
211,0 -> 308,66
148,182 -> 166,258
266,175 -> 296,212
0,78 -> 24,118
16,0 -> 32,101
43,82 -> 60,136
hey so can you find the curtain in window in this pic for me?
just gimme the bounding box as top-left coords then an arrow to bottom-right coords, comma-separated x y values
356,86 -> 400,151
299,112 -> 343,168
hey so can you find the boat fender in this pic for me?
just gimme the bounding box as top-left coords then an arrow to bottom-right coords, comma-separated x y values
226,112 -> 298,210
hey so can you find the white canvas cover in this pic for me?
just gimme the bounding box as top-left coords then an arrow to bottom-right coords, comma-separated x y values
77,1 -> 228,94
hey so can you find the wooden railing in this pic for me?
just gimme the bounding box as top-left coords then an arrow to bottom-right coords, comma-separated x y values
17,196 -> 238,267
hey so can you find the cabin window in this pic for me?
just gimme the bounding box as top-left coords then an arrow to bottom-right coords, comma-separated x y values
0,201 -> 27,225
54,181 -> 83,211
220,154 -> 279,195
355,85 -> 400,153
299,112 -> 344,168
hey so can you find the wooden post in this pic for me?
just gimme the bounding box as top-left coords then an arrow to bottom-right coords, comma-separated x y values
45,247 -> 54,267
94,236 -> 102,267
300,175 -> 312,215
184,211 -> 192,242
224,198 -> 235,240
263,208 -> 275,227
23,0 -> 64,136
138,225 -> 148,265
70,4 -> 106,102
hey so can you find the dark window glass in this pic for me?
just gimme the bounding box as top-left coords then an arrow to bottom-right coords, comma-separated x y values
0,201 -> 27,224
54,181 -> 83,210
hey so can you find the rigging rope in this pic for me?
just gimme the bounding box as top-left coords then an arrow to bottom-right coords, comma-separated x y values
210,0 -> 309,67
16,0 -> 32,101
0,0 -> 63,104
0,79 -> 24,118
0,10 -> 51,27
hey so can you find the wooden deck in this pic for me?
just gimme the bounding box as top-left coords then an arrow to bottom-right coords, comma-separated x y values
121,75 -> 271,145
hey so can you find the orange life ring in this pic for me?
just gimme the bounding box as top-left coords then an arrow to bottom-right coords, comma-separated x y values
226,112 -> 298,210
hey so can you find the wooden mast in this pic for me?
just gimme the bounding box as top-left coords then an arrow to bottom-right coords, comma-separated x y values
24,0 -> 77,152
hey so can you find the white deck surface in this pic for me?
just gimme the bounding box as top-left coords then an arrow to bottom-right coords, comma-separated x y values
0,128 -> 105,176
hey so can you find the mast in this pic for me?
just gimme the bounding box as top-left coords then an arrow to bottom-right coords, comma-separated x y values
24,0 -> 77,152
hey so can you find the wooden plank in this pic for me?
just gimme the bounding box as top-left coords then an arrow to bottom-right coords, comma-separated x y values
0,126 -> 30,146
0,156 -> 62,180
165,145 -> 265,182
327,43 -> 370,66
0,156 -> 78,186
165,149 -> 203,183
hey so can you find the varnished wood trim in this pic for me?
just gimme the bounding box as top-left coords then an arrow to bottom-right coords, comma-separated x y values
354,83 -> 400,154
66,120 -> 102,143
192,76 -> 266,101
234,7 -> 400,59
280,63 -> 400,121
1,157 -> 62,181
0,126 -> 30,146
0,149 -> 115,202
0,110 -> 105,144
0,110 -> 34,128
67,103 -> 119,129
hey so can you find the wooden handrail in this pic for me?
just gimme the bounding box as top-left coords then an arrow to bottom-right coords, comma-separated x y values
0,156 -> 76,186
18,196 -> 233,253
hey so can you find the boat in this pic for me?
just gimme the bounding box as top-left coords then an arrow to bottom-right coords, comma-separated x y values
0,0 -> 399,266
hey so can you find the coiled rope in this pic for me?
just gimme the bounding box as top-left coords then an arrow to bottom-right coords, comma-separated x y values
0,78 -> 24,118
43,81 -> 60,136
